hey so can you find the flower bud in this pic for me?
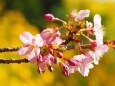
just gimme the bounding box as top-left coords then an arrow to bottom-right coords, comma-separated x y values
57,52 -> 63,58
59,62 -> 69,76
68,59 -> 78,66
44,13 -> 55,21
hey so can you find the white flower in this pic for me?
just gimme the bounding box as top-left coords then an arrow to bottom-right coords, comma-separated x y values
93,14 -> 104,45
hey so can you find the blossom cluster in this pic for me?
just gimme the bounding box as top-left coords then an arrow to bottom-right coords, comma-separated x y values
18,9 -> 109,77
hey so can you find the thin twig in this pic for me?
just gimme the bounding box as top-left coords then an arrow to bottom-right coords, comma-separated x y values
0,47 -> 20,53
0,58 -> 29,64
66,44 -> 91,50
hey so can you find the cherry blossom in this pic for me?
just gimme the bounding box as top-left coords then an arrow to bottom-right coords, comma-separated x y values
60,54 -> 93,76
37,53 -> 55,73
18,32 -> 43,63
73,54 -> 93,76
16,9 -> 111,77
69,9 -> 90,21
89,44 -> 108,64
93,14 -> 104,45
40,28 -> 63,45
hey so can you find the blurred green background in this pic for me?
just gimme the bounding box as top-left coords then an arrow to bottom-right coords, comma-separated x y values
0,0 -> 115,86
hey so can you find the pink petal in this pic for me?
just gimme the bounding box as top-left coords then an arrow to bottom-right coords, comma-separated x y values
94,14 -> 101,29
28,56 -> 37,64
77,10 -> 90,20
43,54 -> 54,62
46,35 -> 56,44
18,46 -> 31,55
53,37 -> 63,45
99,44 -> 109,52
87,63 -> 94,69
77,63 -> 92,77
19,32 -> 32,44
40,29 -> 53,40
38,62 -> 46,73
73,54 -> 85,61
81,67 -> 89,77
35,34 -> 44,47
36,48 -> 40,56
27,49 -> 36,63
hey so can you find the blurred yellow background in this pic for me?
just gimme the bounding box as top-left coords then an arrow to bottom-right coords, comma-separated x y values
0,0 -> 115,86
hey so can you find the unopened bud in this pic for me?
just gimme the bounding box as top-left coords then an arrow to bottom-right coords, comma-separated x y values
44,13 -> 56,21
57,52 -> 63,58
68,59 -> 78,66
59,62 -> 69,76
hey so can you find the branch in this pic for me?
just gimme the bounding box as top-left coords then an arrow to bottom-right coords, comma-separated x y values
61,32 -> 73,45
66,44 -> 91,50
0,47 -> 20,53
0,58 -> 29,64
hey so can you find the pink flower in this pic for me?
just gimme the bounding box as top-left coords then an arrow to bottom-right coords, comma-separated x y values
40,28 -> 63,45
69,9 -> 90,21
88,44 -> 108,64
61,54 -> 93,76
37,53 -> 55,73
59,58 -> 79,76
18,32 -> 43,63
73,54 -> 93,76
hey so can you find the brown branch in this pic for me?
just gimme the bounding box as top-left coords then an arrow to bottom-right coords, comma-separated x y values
0,47 -> 20,53
61,32 -> 73,45
66,44 -> 91,50
0,58 -> 29,64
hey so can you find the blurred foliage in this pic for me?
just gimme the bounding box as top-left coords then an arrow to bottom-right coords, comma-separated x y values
0,0 -> 115,86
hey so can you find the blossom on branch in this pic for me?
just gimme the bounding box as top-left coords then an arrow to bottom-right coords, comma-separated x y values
89,44 -> 108,64
37,53 -> 55,73
13,9 -> 112,77
40,28 -> 63,45
62,54 -> 93,76
18,32 -> 43,63
69,9 -> 90,21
